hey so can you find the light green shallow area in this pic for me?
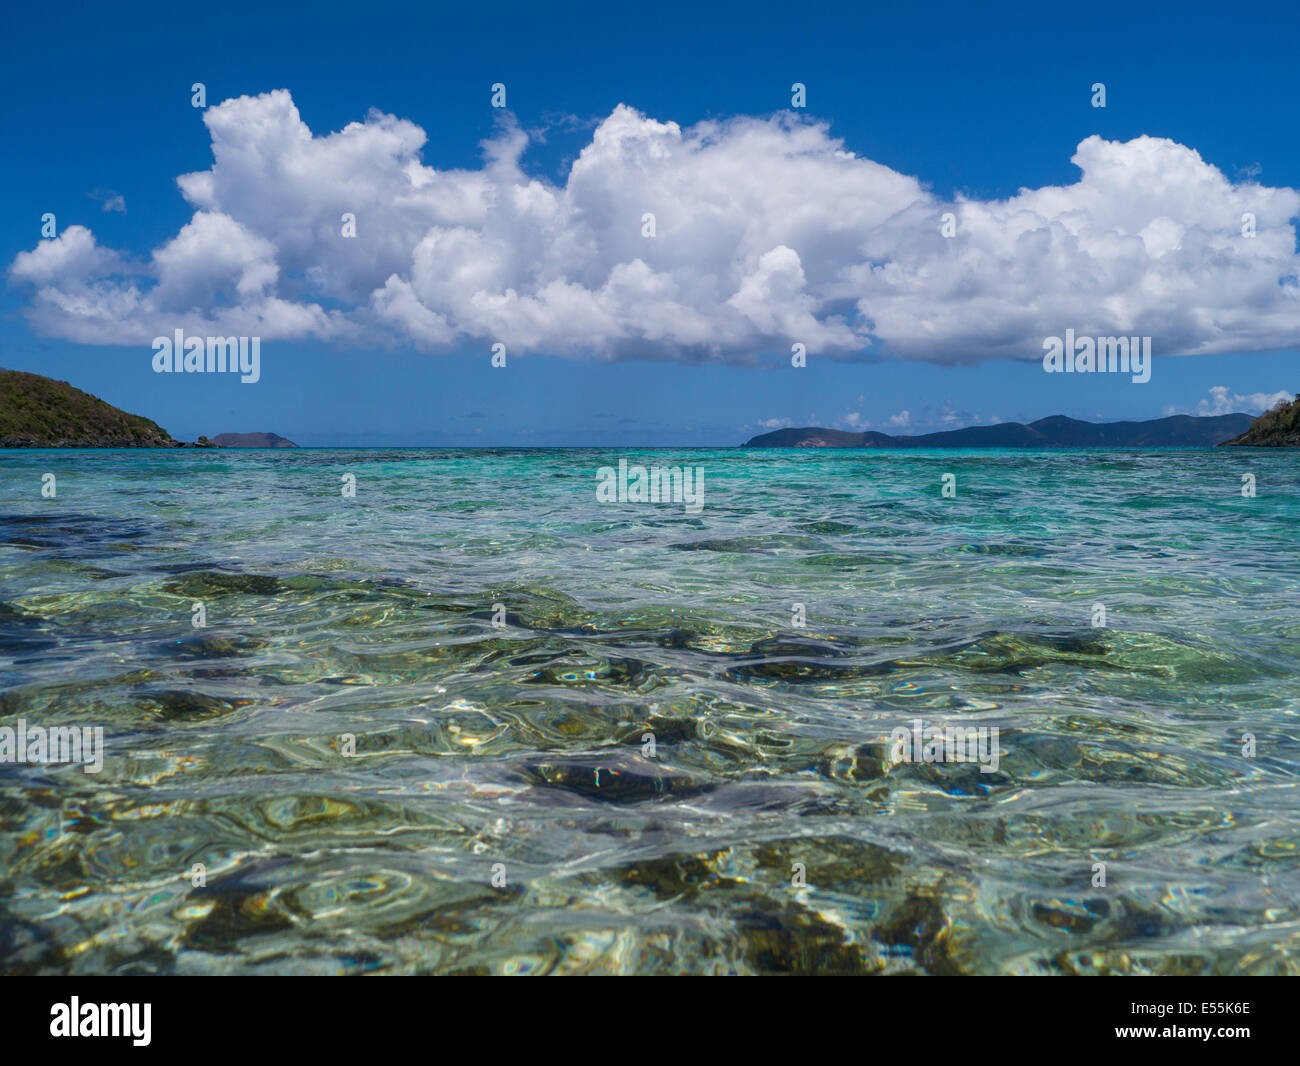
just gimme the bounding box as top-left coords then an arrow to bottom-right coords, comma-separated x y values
0,447 -> 1297,974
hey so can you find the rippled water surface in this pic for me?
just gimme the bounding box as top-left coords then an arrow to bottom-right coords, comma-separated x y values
1,447 -> 1298,974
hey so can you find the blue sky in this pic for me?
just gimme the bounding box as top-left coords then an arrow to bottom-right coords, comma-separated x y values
2,0 -> 1298,445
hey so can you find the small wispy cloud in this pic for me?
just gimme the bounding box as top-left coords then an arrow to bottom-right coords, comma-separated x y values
834,408 -> 911,432
88,189 -> 126,214
937,400 -> 969,426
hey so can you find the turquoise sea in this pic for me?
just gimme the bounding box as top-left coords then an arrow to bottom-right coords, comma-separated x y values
1,447 -> 1298,974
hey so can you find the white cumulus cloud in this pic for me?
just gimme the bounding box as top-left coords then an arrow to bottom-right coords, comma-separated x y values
9,89 -> 1300,364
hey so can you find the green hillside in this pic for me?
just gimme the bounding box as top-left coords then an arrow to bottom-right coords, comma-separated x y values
0,368 -> 183,447
1220,393 -> 1300,446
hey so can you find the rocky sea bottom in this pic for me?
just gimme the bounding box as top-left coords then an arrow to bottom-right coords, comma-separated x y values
1,447 -> 1297,974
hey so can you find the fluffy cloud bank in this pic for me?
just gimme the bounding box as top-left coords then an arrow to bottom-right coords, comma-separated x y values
1167,385 -> 1295,417
9,89 -> 1300,363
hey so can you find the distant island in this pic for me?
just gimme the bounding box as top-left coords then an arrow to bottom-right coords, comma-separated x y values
0,368 -> 213,448
744,412 -> 1257,449
211,432 -> 297,448
1220,394 -> 1300,446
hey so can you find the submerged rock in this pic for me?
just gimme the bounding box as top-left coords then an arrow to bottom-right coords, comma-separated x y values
181,889 -> 294,954
136,688 -> 254,721
519,751 -> 712,804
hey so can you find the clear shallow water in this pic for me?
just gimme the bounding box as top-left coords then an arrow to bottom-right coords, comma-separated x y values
0,446 -> 1297,975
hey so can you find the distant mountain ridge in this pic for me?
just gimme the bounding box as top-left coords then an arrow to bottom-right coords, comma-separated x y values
743,413 -> 1254,449
1219,394 -> 1300,446
211,432 -> 297,448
